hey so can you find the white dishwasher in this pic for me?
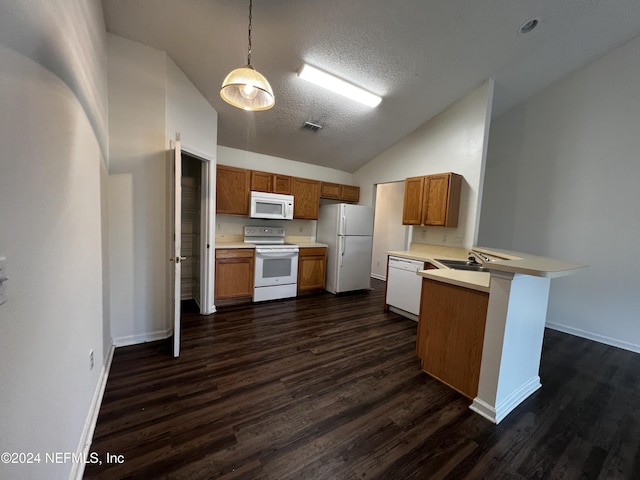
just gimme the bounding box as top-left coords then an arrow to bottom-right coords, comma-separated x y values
386,256 -> 426,321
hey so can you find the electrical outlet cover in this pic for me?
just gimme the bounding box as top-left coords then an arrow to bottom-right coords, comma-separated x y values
0,257 -> 7,306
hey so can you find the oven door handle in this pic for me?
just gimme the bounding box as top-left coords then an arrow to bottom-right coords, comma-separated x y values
256,251 -> 299,258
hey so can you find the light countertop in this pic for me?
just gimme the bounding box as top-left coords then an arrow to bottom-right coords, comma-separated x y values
389,243 -> 585,293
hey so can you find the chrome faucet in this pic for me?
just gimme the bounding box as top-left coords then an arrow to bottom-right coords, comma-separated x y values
468,250 -> 491,264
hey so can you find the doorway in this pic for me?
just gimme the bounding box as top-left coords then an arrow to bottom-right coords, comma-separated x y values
371,181 -> 410,280
180,153 -> 204,313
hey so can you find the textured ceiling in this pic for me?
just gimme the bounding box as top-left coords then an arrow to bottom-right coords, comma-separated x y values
102,0 -> 640,172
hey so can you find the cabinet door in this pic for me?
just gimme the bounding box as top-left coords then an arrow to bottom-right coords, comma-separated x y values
214,249 -> 254,300
423,173 -> 462,227
418,279 -> 488,398
341,185 -> 360,203
273,174 -> 292,195
250,170 -> 273,193
402,176 -> 425,225
297,247 -> 327,293
216,165 -> 250,215
292,177 -> 321,219
320,182 -> 341,199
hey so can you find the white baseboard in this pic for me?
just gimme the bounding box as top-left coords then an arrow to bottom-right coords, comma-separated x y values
470,376 -> 541,424
371,273 -> 386,281
70,343 -> 115,480
113,329 -> 172,347
546,322 -> 640,354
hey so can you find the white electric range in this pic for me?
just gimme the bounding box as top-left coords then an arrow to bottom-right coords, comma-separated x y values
243,226 -> 299,302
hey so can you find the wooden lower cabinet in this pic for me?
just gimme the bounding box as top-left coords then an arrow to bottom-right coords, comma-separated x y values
297,247 -> 327,294
214,249 -> 254,302
416,278 -> 489,399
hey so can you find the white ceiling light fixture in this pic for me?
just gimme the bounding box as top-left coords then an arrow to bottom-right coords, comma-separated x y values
220,0 -> 274,111
298,64 -> 382,108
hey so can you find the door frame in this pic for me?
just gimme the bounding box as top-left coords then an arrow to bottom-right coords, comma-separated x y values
179,144 -> 216,316
169,136 -> 216,357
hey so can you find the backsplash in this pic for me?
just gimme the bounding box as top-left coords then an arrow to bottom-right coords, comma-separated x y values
216,215 -> 317,243
411,225 -> 467,248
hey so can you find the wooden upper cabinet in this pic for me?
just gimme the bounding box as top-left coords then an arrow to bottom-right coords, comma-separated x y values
423,173 -> 462,227
341,185 -> 360,203
402,172 -> 462,227
292,177 -> 321,219
250,170 -> 273,193
250,170 -> 292,195
216,165 -> 250,215
320,182 -> 341,199
272,174 -> 293,195
320,182 -> 360,203
402,176 -> 426,225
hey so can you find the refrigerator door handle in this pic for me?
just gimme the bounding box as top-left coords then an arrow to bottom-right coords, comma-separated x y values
339,236 -> 345,267
340,214 -> 347,236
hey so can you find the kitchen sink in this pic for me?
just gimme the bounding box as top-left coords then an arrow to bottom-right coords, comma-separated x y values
435,259 -> 490,272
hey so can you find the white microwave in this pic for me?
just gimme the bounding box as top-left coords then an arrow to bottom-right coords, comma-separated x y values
250,191 -> 294,220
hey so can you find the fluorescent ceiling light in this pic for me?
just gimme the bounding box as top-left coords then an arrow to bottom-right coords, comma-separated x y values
298,64 -> 382,108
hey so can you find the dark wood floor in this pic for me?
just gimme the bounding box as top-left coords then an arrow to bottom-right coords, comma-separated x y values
85,280 -> 640,479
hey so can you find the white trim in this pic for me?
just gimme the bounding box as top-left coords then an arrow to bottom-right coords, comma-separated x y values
371,273 -> 386,281
70,343 -> 115,480
470,376 -> 541,424
546,322 -> 640,354
113,329 -> 172,347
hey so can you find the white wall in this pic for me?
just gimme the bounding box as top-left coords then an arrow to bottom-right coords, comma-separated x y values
353,80 -> 494,248
166,58 -> 218,158
478,35 -> 640,353
108,34 -> 169,345
371,182 -> 408,279
108,34 -> 219,344
0,2 -> 108,479
218,146 -> 353,184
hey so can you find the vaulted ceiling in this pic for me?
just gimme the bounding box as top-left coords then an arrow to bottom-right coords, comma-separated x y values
102,0 -> 640,172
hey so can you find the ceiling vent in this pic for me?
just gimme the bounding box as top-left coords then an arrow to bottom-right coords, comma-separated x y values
302,121 -> 323,133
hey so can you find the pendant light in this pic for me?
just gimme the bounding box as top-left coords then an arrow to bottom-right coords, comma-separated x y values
220,0 -> 275,111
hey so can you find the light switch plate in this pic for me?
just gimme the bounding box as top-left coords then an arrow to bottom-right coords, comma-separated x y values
0,256 -> 7,306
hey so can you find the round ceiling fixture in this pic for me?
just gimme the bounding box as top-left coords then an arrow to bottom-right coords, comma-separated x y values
518,18 -> 540,35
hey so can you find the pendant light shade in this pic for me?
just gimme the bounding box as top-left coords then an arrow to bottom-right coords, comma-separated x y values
220,65 -> 274,111
220,0 -> 275,111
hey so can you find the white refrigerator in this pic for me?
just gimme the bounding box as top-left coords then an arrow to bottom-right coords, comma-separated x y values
317,203 -> 374,294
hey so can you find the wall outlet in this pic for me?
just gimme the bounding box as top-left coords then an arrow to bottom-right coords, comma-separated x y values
442,235 -> 448,244
0,257 -> 7,306
89,350 -> 94,371
420,230 -> 426,240
455,237 -> 463,245
376,261 -> 381,267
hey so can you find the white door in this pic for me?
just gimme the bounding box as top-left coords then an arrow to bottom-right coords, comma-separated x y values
171,138 -> 183,357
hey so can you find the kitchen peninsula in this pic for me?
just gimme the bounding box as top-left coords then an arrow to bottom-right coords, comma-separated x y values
388,244 -> 585,424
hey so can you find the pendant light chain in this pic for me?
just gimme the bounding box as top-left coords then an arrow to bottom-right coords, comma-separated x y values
247,0 -> 253,66
220,0 -> 274,111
